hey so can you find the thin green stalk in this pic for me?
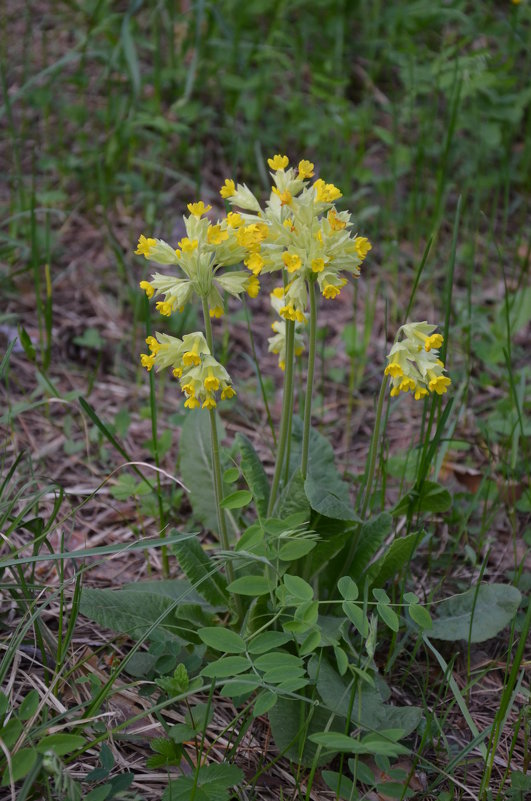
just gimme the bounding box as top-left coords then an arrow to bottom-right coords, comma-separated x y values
267,320 -> 295,515
201,298 -> 234,586
301,278 -> 317,480
360,374 -> 388,520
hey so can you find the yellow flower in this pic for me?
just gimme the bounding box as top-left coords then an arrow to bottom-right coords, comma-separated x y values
140,353 -> 155,371
399,377 -> 416,393
139,280 -> 155,298
207,224 -> 229,245
156,300 -> 173,316
135,235 -> 157,258
267,154 -> 289,171
272,186 -> 292,206
204,375 -> 220,392
282,252 -> 302,273
245,275 -> 260,298
311,258 -> 325,273
184,396 -> 200,409
209,305 -> 224,318
297,159 -> 314,179
202,395 -> 217,410
187,201 -> 212,217
384,362 -> 403,378
424,333 -> 444,352
314,178 -> 342,203
145,335 -> 160,354
322,282 -> 341,299
220,179 -> 236,198
178,237 -> 198,254
328,209 -> 346,231
226,212 -> 243,228
245,252 -> 265,275
221,386 -> 236,400
414,387 -> 429,400
428,375 -> 452,395
354,237 -> 372,260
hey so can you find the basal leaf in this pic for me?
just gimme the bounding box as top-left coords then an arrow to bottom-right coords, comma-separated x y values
236,433 -> 270,518
429,583 -> 521,642
367,531 -> 421,587
349,513 -> 392,582
179,410 -> 228,535
171,535 -> 228,608
80,588 -> 183,641
393,480 -> 452,516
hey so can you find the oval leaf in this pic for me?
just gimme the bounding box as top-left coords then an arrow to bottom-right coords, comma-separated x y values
227,576 -> 273,596
36,734 -> 86,756
201,656 -> 250,678
409,603 -> 433,629
220,490 -> 253,510
198,627 -> 246,653
429,584 -> 521,642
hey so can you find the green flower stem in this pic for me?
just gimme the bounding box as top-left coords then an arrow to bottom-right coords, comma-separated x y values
360,373 -> 389,520
267,319 -> 296,516
301,278 -> 318,480
201,298 -> 234,587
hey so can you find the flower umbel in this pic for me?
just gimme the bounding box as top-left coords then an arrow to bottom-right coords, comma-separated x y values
385,322 -> 451,399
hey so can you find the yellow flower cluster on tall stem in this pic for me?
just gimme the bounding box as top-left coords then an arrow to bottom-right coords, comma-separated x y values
219,154 -> 372,502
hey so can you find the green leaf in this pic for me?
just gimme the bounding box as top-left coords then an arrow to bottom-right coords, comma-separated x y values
288,418 -> 357,520
1,748 -> 38,785
18,690 -> 39,721
342,601 -> 369,637
253,651 -> 303,672
408,603 -> 432,629
220,490 -> 253,510
18,325 -> 36,362
338,576 -> 359,601
220,676 -> 262,699
393,480 -> 452,515
283,574 -> 314,601
84,786 -> 112,801
36,733 -> 85,756
246,631 -> 292,654
429,584 -> 521,642
253,690 -> 277,717
268,698 -> 332,767
322,770 -> 357,800
162,763 -> 243,801
367,531 -> 421,587
201,656 -> 250,678
300,628 -> 321,655
227,575 -> 273,596
236,433 -> 270,518
222,467 -> 240,483
0,719 -> 22,748
309,731 -> 364,752
171,534 -> 228,608
377,603 -> 399,632
276,469 -> 310,519
80,587 -> 185,641
277,538 -> 316,560
198,627 -> 246,653
349,513 -> 392,582
180,410 -> 228,534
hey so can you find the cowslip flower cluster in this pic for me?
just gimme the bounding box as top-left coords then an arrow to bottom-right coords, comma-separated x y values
268,287 -> 305,370
385,322 -> 451,400
219,155 -> 371,323
136,201 -> 260,319
140,332 -> 236,410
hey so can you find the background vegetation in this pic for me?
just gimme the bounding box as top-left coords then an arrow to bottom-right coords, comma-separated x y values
1,1 -> 529,799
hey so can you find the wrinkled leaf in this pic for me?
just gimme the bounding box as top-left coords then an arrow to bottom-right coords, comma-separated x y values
429,583 -> 521,642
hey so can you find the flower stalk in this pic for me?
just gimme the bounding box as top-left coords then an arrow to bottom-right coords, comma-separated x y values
267,320 -> 296,516
301,278 -> 318,480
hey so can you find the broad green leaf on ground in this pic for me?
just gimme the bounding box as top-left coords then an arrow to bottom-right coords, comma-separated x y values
1,748 -> 38,785
162,763 -> 243,801
267,698 -> 333,767
366,530 -> 421,586
310,658 -> 421,736
276,469 -> 311,519
236,433 -> 270,518
393,480 -> 452,516
171,535 -> 228,607
80,588 -> 184,641
287,418 -> 357,520
179,409 -> 228,534
36,734 -> 86,756
349,513 -> 392,582
429,583 -> 522,642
